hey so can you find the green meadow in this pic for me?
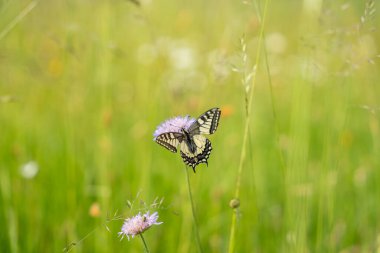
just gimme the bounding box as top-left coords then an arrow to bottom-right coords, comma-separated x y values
1,0 -> 380,252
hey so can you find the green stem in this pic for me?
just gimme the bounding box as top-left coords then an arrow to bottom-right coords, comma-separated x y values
227,1 -> 270,253
139,233 -> 150,253
185,166 -> 203,253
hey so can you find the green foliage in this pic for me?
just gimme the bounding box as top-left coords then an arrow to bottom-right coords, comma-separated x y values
1,0 -> 379,252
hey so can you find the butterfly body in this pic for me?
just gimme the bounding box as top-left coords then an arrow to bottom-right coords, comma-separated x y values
181,128 -> 198,154
154,108 -> 221,172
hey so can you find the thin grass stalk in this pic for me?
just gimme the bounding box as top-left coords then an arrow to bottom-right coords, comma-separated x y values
261,29 -> 290,247
262,35 -> 287,177
0,169 -> 18,253
139,233 -> 150,253
185,166 -> 203,253
0,1 -> 38,41
227,0 -> 270,252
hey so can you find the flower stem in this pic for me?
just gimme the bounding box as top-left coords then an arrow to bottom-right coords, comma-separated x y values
185,166 -> 203,253
139,233 -> 150,253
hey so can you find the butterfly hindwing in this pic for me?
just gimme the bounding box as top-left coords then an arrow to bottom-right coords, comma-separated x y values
155,132 -> 184,153
187,108 -> 221,135
180,135 -> 212,172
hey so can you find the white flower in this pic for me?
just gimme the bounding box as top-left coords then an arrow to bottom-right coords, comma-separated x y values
169,46 -> 197,70
20,161 -> 39,179
265,32 -> 288,55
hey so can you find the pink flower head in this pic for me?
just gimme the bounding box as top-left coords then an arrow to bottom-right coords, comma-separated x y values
118,211 -> 163,240
153,115 -> 195,140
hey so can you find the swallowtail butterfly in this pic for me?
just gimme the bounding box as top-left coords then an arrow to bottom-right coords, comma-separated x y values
155,108 -> 221,172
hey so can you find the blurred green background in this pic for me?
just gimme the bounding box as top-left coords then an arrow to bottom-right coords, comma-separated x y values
1,0 -> 380,252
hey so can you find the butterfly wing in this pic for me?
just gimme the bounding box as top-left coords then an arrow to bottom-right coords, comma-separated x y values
187,108 -> 221,135
180,135 -> 212,172
155,132 -> 184,153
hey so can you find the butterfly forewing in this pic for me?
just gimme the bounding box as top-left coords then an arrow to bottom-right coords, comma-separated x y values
187,108 -> 221,135
155,132 -> 184,153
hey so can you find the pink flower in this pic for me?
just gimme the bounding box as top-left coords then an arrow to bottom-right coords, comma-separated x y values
153,116 -> 195,140
118,211 -> 163,240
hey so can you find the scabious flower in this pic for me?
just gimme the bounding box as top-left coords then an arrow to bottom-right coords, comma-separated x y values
118,211 -> 163,240
153,116 -> 195,140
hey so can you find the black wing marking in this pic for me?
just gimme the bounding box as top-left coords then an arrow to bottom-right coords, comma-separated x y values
187,108 -> 221,135
180,136 -> 212,172
155,132 -> 184,153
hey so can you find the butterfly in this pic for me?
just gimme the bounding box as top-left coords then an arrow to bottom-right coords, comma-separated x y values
154,108 -> 221,172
